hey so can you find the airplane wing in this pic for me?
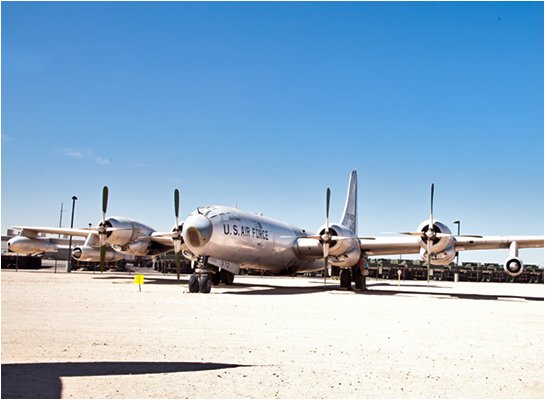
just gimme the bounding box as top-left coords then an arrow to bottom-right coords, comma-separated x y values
12,226 -> 94,237
452,236 -> 544,251
359,237 -> 420,257
12,224 -> 178,249
359,235 -> 544,257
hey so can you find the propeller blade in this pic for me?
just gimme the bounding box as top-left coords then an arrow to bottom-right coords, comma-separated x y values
175,250 -> 181,281
173,189 -> 182,280
380,231 -> 482,239
99,186 -> 109,268
323,239 -> 330,287
330,235 -> 375,241
100,245 -> 106,273
325,188 -> 330,234
102,186 -> 109,222
323,254 -> 328,287
430,183 -> 434,228
427,239 -> 432,285
281,234 -> 375,241
435,233 -> 483,239
174,189 -> 180,224
98,231 -> 106,247
381,231 -> 426,237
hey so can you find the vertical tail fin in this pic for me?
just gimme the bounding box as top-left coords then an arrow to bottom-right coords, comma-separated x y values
340,169 -> 357,234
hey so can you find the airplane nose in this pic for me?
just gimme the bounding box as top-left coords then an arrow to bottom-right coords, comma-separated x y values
183,214 -> 213,248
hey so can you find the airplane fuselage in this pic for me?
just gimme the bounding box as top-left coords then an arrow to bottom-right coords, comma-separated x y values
182,206 -> 324,273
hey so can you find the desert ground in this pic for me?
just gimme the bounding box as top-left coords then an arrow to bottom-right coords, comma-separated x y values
2,261 -> 543,399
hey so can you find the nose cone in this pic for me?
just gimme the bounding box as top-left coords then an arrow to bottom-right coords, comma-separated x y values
183,214 -> 213,248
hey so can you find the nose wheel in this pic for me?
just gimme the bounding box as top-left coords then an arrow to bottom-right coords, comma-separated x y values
188,256 -> 212,294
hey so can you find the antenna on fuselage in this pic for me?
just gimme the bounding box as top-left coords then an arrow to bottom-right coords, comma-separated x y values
235,198 -> 238,209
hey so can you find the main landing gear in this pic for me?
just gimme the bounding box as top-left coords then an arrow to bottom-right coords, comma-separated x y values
188,256 -> 235,294
339,264 -> 367,291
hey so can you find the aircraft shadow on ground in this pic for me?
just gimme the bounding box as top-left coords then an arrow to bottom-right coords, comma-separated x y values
363,284 -> 544,302
1,361 -> 248,399
223,281 -> 544,301
221,283 -> 332,296
94,274 -> 332,295
90,275 -> 544,301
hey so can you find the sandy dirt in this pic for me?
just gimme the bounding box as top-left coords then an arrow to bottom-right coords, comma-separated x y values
2,262 -> 543,399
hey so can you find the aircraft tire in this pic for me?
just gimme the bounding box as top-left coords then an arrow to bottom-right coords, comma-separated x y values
188,274 -> 200,293
220,270 -> 235,285
352,266 -> 364,290
211,272 -> 221,286
199,275 -> 212,293
340,269 -> 352,290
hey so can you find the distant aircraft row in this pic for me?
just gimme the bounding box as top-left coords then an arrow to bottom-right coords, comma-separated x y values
8,170 -> 543,293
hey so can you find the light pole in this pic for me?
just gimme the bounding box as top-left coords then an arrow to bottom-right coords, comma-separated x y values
66,196 -> 78,272
58,202 -> 65,238
453,221 -> 460,267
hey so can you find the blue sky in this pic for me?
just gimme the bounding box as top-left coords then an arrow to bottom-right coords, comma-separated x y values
2,2 -> 543,265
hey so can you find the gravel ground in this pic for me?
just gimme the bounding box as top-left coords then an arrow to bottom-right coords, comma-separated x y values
2,262 -> 543,399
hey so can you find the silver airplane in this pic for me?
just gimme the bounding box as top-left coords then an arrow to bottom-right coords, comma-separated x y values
178,170 -> 543,292
8,171 -> 544,293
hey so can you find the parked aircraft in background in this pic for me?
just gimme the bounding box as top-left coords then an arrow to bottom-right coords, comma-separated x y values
8,170 -> 544,293
7,186 -> 177,273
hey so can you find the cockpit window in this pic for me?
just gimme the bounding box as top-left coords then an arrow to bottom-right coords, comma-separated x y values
229,212 -> 240,221
190,206 -> 240,221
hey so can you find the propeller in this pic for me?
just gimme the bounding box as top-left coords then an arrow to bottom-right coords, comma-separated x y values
383,184 -> 482,285
281,187 -> 374,288
173,189 -> 183,280
92,186 -> 139,272
412,184 -> 437,284
147,189 -> 184,278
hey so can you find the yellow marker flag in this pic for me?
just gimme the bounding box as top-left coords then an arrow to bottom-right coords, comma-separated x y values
134,275 -> 144,285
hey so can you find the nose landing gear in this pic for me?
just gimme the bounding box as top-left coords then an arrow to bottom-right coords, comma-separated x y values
188,256 -> 212,293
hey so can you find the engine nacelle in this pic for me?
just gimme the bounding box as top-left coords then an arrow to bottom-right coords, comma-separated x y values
7,237 -> 58,255
416,220 -> 454,253
328,245 -> 361,267
113,239 -> 151,256
72,246 -> 124,262
315,223 -> 361,267
420,244 -> 456,265
294,238 -> 323,259
100,217 -> 145,245
316,223 -> 360,256
504,257 -> 524,277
